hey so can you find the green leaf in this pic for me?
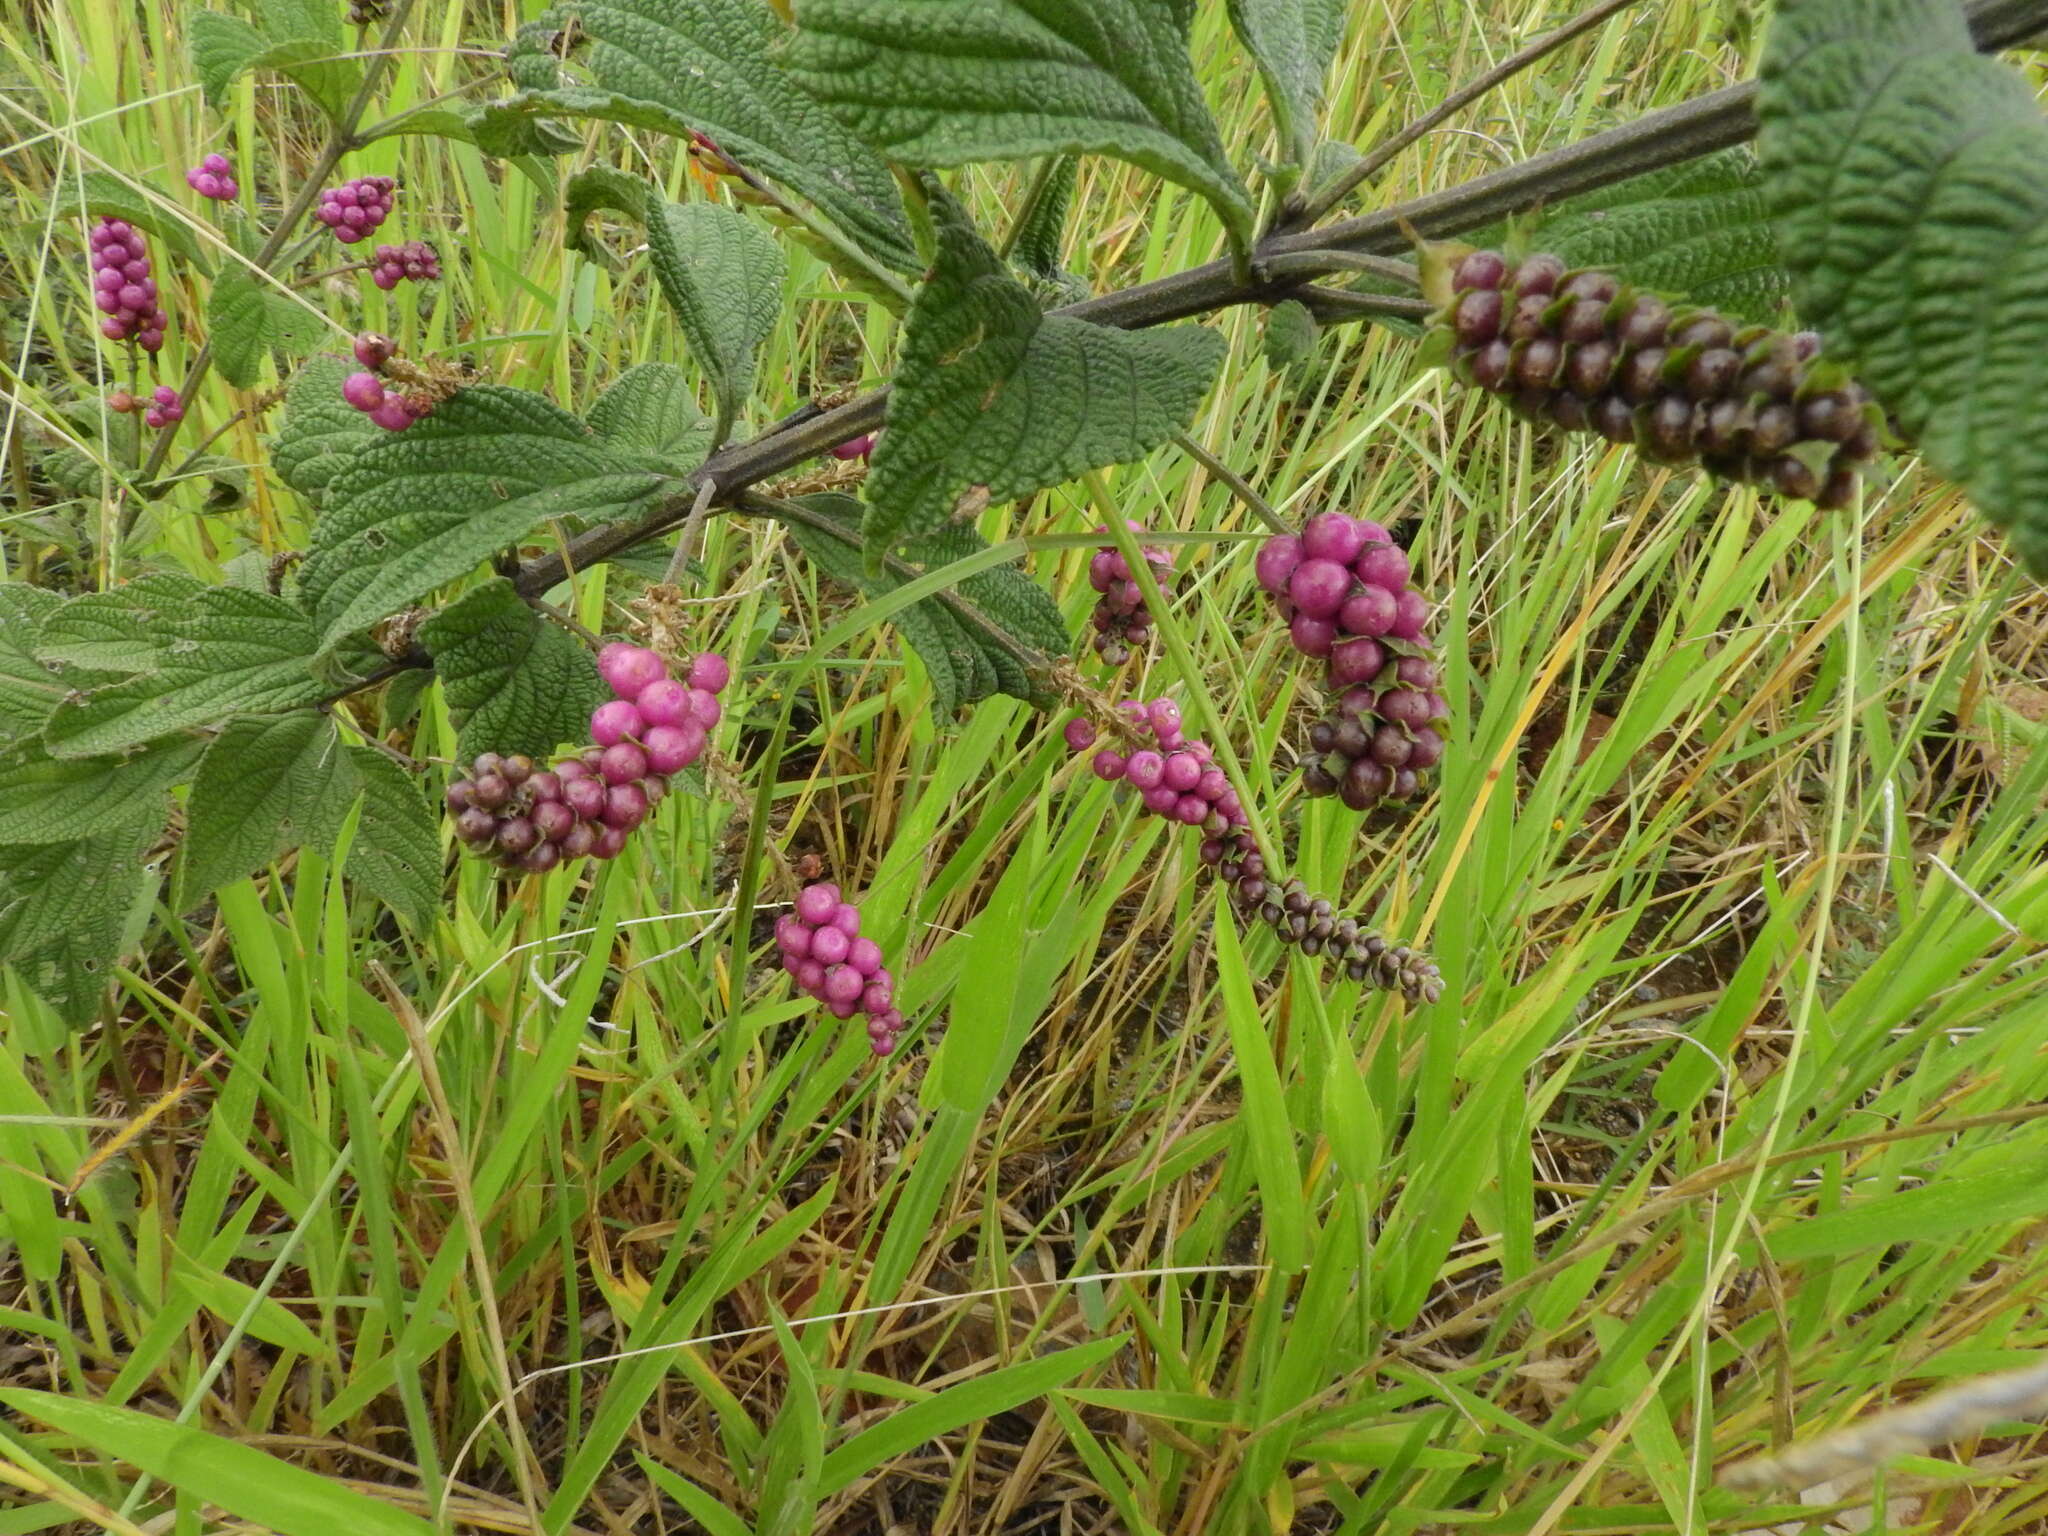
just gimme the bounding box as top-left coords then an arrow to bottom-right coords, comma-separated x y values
818,1336 -> 1128,1494
1768,1155 -> 2048,1262
0,586 -> 71,741
1226,0 -> 1344,169
786,0 -> 1255,252
299,385 -> 679,649
588,362 -> 713,460
42,588 -> 327,759
863,187 -> 1224,560
1760,0 -> 2048,569
208,270 -> 329,390
1010,155 -> 1080,281
0,821 -> 156,964
1511,146 -> 1789,325
34,573 -> 208,673
343,747 -> 443,932
1212,915 -> 1308,1273
645,200 -> 786,444
271,355 -> 381,506
0,737 -> 201,844
0,1391 -> 439,1536
1263,298 -> 1319,371
418,579 -> 607,760
771,493 -> 1064,714
68,171 -> 207,267
180,712 -> 357,903
5,857 -> 157,1027
187,7 -> 358,119
562,164 -> 652,263
493,0 -> 916,270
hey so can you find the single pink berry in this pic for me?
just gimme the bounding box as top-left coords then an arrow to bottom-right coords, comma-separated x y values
1254,534 -> 1304,595
1091,749 -> 1127,781
776,915 -> 812,957
599,741 -> 649,785
634,678 -> 690,728
353,332 -> 394,370
686,653 -> 730,694
601,782 -> 648,829
368,400 -> 413,431
685,688 -> 721,728
342,371 -> 385,411
862,978 -> 894,1013
597,642 -> 667,699
810,925 -> 850,966
832,903 -> 860,937
796,959 -> 827,993
1289,613 -> 1337,658
848,937 -> 883,976
1353,543 -> 1409,591
1063,717 -> 1097,752
640,724 -> 696,775
1301,512 -> 1366,566
824,965 -> 865,1005
795,883 -> 840,925
589,699 -> 646,747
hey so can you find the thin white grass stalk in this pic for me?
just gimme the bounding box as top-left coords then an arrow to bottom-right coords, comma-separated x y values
1720,1357 -> 2048,1492
1923,850 -> 2022,936
444,1261 -> 1272,1489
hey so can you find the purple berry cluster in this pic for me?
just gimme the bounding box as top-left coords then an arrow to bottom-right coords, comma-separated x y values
1069,697 -> 1245,832
315,175 -> 395,245
185,152 -> 238,202
775,883 -> 906,1056
342,332 -> 432,432
109,385 -> 184,431
369,239 -> 440,291
445,644 -> 730,873
1255,512 -> 1447,809
1061,702 -> 1441,1002
591,641 -> 728,776
1085,521 -> 1175,666
1437,249 -> 1880,508
89,218 -> 167,352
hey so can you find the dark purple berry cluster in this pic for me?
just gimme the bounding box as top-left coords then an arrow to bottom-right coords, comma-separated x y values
111,385 -> 184,431
316,175 -> 395,245
185,153 -> 238,202
446,644 -> 728,873
369,239 -> 440,291
776,883 -> 906,1056
89,218 -> 167,352
1085,521 -> 1175,666
1061,700 -> 1441,1002
1437,249 -> 1880,508
1256,513 -> 1447,809
1068,696 -> 1245,831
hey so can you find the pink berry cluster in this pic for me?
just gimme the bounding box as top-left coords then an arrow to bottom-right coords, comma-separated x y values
1066,696 -> 1245,832
1060,702 -> 1441,1001
315,175 -> 395,244
592,641 -> 728,777
342,332 -> 430,433
110,385 -> 184,430
89,218 -> 167,351
1085,521 -> 1175,666
1255,512 -> 1447,810
775,883 -> 906,1055
444,645 -> 731,874
185,152 -> 238,202
369,239 -> 440,291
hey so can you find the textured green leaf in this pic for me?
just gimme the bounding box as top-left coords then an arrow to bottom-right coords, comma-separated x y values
563,164 -> 652,262
0,587 -> 71,741
6,859 -> 157,1027
1760,0 -> 2048,569
418,580 -> 607,760
343,747 -> 443,932
69,171 -> 207,267
34,573 -> 208,673
42,588 -> 326,759
1263,299 -> 1319,371
0,822 -> 156,965
1514,147 -> 1789,325
864,188 -> 1225,561
493,0 -> 916,270
0,737 -> 201,844
180,712 -> 356,903
0,1392 -> 439,1536
299,385 -> 678,649
645,200 -> 785,443
272,355 -> 381,506
773,493 -> 1062,714
208,271 -> 329,390
1226,0 -> 1344,168
1011,155 -> 1079,281
787,0 -> 1254,251
187,5 -> 357,118
588,362 -> 713,460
